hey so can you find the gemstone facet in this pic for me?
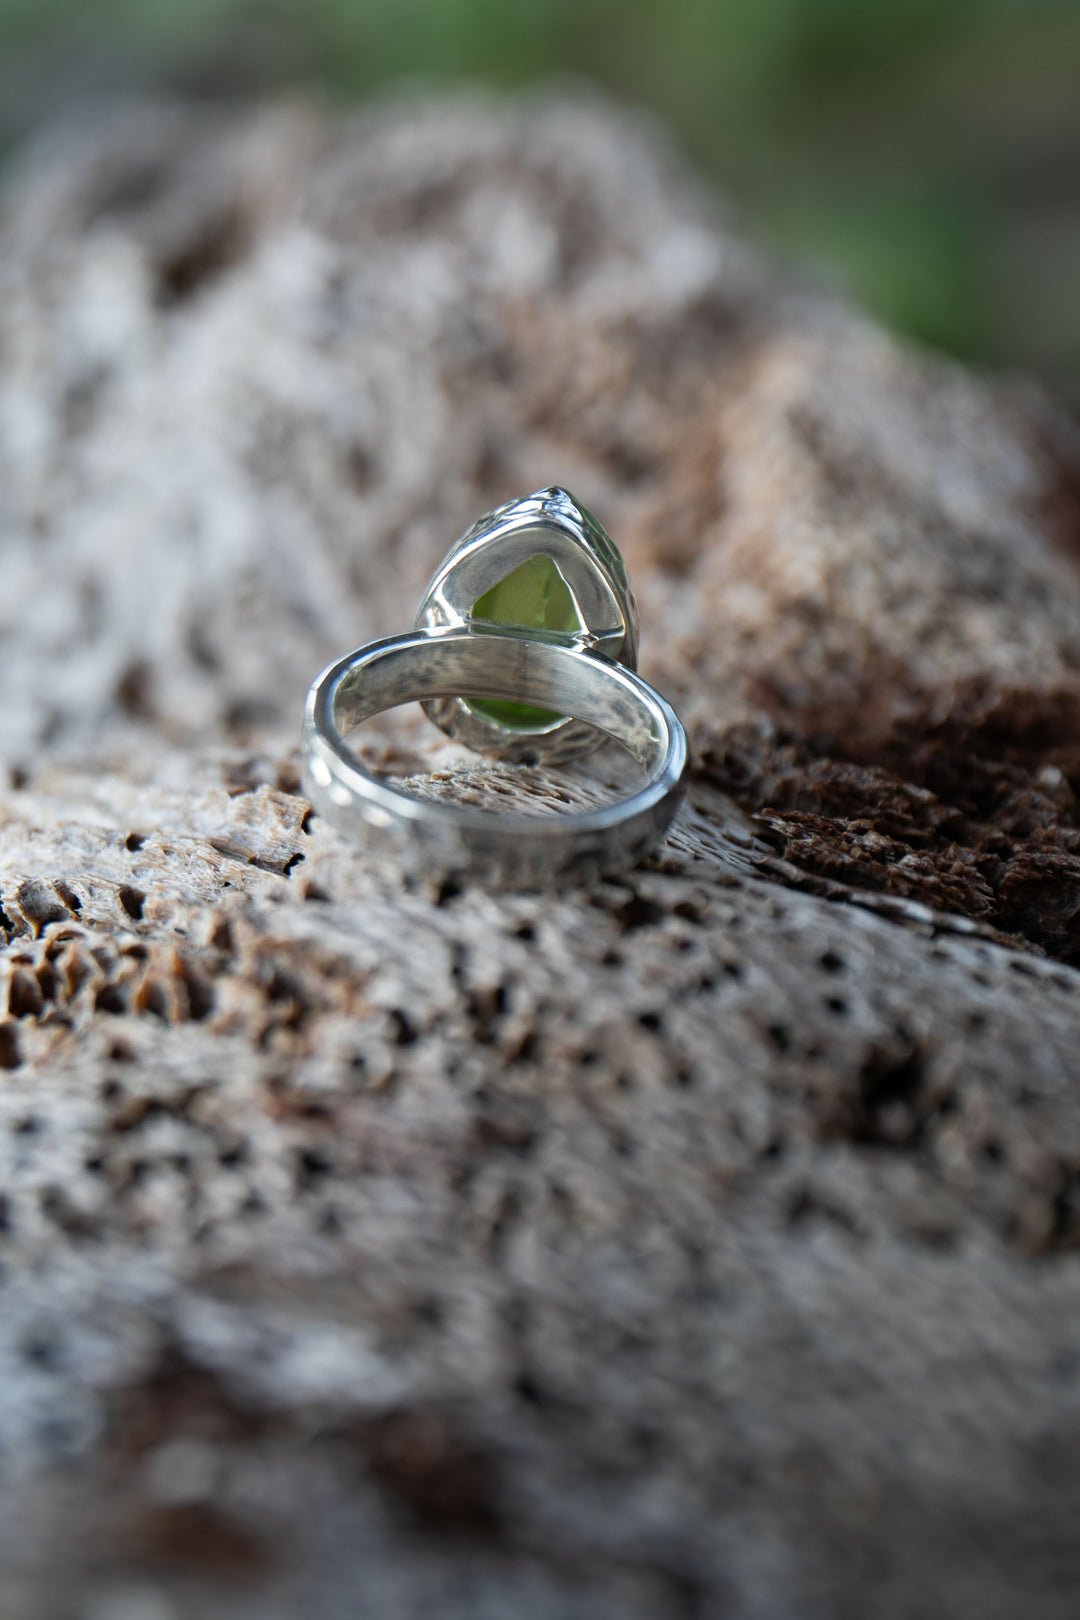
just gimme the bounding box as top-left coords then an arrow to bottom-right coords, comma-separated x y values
468,555 -> 581,729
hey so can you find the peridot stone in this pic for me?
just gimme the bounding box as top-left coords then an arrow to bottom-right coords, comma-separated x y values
468,554 -> 582,729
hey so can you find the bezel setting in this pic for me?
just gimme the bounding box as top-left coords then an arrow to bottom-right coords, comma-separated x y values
413,487 -> 639,763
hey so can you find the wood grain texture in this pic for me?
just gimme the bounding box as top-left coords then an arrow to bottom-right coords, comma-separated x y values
2,93 -> 1080,1620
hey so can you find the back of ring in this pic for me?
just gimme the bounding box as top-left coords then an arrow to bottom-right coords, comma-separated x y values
414,487 -> 639,765
301,626 -> 688,889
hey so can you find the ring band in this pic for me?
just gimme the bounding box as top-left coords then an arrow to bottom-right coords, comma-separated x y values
302,624 -> 687,887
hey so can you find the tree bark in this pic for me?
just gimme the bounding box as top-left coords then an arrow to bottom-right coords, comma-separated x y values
1,93 -> 1080,1620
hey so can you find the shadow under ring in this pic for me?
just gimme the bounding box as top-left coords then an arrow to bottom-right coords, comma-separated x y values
301,625 -> 688,888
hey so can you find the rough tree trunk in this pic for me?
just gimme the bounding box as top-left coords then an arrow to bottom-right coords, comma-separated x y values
1,91 -> 1080,1620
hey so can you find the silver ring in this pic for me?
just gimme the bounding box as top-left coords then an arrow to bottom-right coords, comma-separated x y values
301,488 -> 688,887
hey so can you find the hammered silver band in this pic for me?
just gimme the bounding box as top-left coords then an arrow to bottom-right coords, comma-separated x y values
302,624 -> 688,888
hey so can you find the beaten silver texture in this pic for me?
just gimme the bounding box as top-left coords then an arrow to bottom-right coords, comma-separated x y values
301,624 -> 687,887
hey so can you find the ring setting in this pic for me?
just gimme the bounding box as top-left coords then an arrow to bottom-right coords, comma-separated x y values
301,488 -> 687,887
414,486 -> 638,764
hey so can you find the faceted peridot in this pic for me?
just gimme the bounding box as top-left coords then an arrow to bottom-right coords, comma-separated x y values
468,554 -> 582,730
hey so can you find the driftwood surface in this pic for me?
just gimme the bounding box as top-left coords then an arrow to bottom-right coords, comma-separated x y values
2,93 -> 1080,1619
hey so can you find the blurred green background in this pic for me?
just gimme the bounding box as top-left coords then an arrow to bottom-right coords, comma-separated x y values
1,0 -> 1078,401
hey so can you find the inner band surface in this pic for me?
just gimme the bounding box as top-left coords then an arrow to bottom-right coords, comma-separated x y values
331,630 -> 664,771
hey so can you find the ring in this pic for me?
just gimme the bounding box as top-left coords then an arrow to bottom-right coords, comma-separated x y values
301,488 -> 688,887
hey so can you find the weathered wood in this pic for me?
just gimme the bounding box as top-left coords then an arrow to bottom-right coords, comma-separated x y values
1,93 -> 1080,1619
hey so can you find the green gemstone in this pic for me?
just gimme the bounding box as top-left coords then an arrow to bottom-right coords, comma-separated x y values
468,554 -> 582,730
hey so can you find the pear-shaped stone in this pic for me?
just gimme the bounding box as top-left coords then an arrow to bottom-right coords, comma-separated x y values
468,554 -> 582,729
